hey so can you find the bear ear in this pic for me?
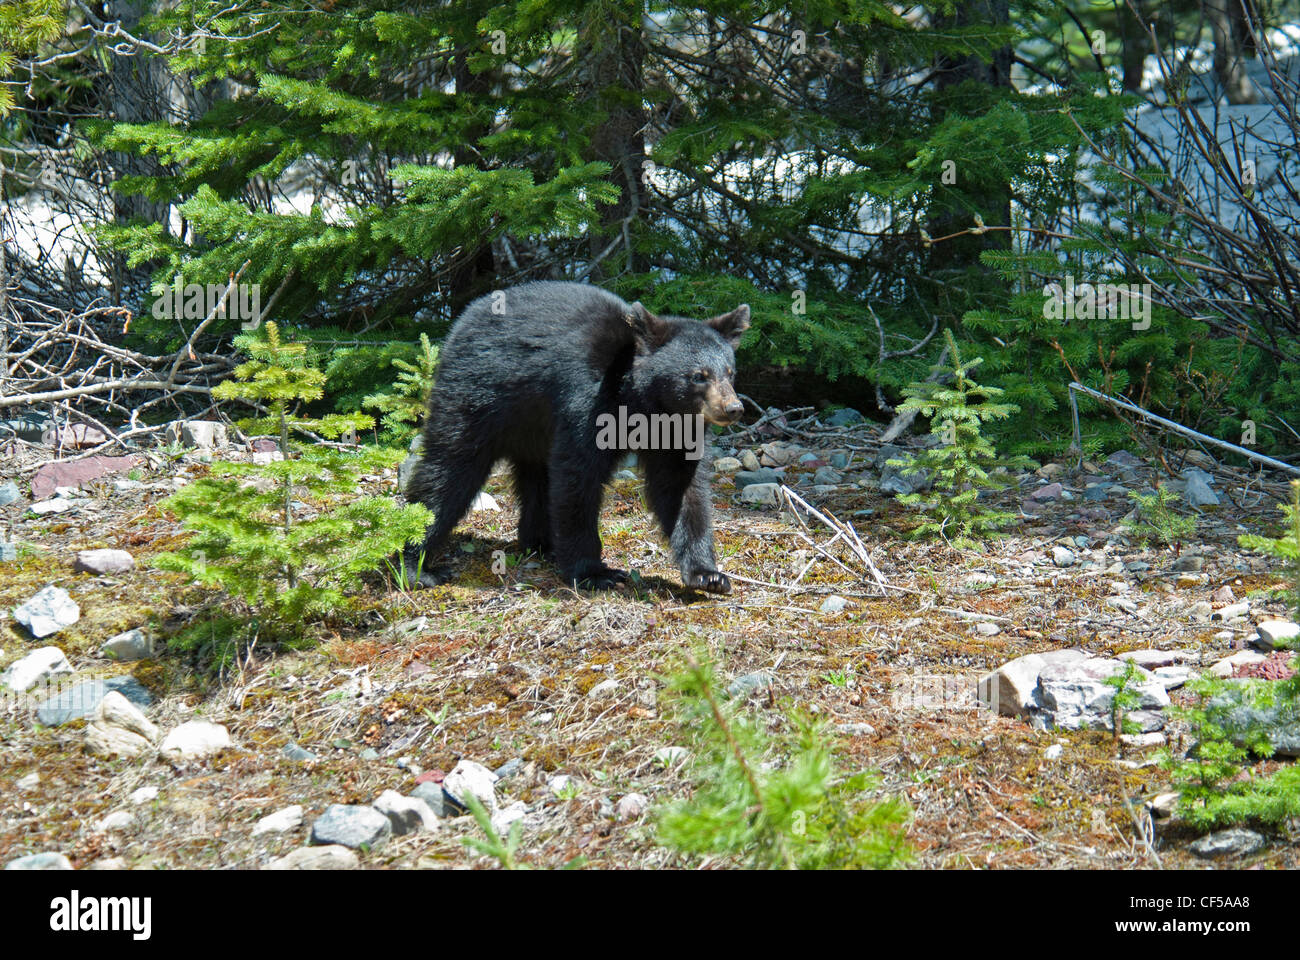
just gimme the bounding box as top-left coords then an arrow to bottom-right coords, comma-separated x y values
625,302 -> 674,352
707,304 -> 751,348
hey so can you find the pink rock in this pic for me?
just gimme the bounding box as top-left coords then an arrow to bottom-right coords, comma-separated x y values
30,456 -> 140,500
1030,482 -> 1063,501
42,424 -> 108,449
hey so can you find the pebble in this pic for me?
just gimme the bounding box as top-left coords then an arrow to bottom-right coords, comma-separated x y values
616,793 -> 650,821
442,760 -> 499,812
74,549 -> 135,575
819,595 -> 849,614
264,845 -> 359,870
129,787 -> 159,805
1051,546 -> 1076,567
11,587 -> 81,639
100,628 -> 152,661
160,720 -> 232,759
372,790 -> 439,835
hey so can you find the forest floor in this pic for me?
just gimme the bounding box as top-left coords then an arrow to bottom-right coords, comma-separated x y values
1,412 -> 1297,870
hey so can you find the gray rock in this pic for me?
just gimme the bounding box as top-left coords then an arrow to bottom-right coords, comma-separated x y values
372,790 -> 440,835
726,671 -> 775,699
880,454 -> 931,496
2,646 -> 73,693
616,793 -> 650,822
100,628 -> 152,661
1206,687 -> 1300,756
1171,554 -> 1204,572
825,408 -> 864,426
410,782 -> 459,818
0,481 -> 20,507
1188,829 -> 1264,859
180,421 -> 228,450
0,543 -> 17,562
29,498 -> 78,515
740,450 -> 761,471
75,549 -> 135,575
281,742 -> 319,762
1106,450 -> 1144,468
735,468 -> 781,488
740,482 -> 780,506
265,845 -> 359,870
471,491 -> 500,512
310,804 -> 392,849
1152,666 -> 1193,690
493,758 -> 524,780
1209,650 -> 1266,677
1051,546 -> 1077,567
712,457 -> 741,474
819,595 -> 849,614
1213,601 -> 1251,621
1182,472 -> 1219,507
12,586 -> 80,638
812,466 -> 842,485
35,676 -> 152,726
1033,657 -> 1170,731
0,414 -> 52,443
1116,649 -> 1196,669
4,852 -> 73,870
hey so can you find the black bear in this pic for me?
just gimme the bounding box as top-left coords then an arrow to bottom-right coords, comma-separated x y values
404,281 -> 749,592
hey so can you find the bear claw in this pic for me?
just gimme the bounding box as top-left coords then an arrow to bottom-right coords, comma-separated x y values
685,570 -> 732,594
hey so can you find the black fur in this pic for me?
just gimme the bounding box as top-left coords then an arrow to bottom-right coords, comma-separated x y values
404,281 -> 749,592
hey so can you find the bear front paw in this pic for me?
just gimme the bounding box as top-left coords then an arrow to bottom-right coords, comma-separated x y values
570,565 -> 628,591
685,570 -> 732,594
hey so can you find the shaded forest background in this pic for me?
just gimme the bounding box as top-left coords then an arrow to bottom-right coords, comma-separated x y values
4,0 -> 1300,461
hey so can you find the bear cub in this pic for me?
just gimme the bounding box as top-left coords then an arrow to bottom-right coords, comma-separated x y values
404,281 -> 749,592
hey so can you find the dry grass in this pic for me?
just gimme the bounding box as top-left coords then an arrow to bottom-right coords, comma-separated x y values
1,437 -> 1297,869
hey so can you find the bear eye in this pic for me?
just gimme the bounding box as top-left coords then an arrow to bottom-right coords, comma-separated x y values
692,370 -> 710,384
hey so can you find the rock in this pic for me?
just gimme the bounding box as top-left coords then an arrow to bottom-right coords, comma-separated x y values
1107,596 -> 1139,614
1051,546 -> 1077,567
410,782 -> 459,819
0,542 -> 18,562
471,491 -> 500,512
1106,450 -> 1144,468
740,450 -> 760,471
548,774 -> 578,797
29,498 -> 78,515
100,628 -> 152,661
735,468 -> 781,488
835,722 -> 876,736
442,760 -> 499,812
1209,650 -> 1267,678
36,676 -> 152,726
11,586 -> 80,638
310,804 -> 392,849
0,481 -> 20,507
4,853 -> 73,870
265,845 -> 359,870
491,801 -> 528,835
1213,601 -> 1250,621
85,858 -> 127,871
43,424 -> 107,449
129,787 -> 159,805
1189,600 -> 1213,621
1044,744 -> 1063,760
713,457 -> 741,474
654,746 -> 690,766
1152,666 -> 1193,690
372,790 -> 439,835
1147,792 -> 1180,818
1255,621 -> 1300,651
251,450 -> 284,465
1188,829 -> 1264,859
180,421 -> 228,450
1117,649 -> 1196,669
85,721 -> 153,759
17,773 -> 39,791
1031,482 -> 1063,501
0,413 -> 52,443
977,649 -> 1090,717
252,805 -> 304,837
29,455 -> 138,500
813,466 -> 842,485
1182,472 -> 1219,507
879,454 -> 931,496
1205,687 -> 1300,756
1212,585 -> 1235,603
281,742 -> 319,763
740,482 -> 780,506
974,621 -> 1001,636
759,441 -> 798,466
93,811 -> 134,833
587,678 -> 619,699
616,793 -> 650,822
160,720 -> 232,759
494,758 -> 524,780
726,671 -> 774,699
825,408 -> 864,426
1119,732 -> 1166,748
95,690 -> 158,738
819,595 -> 849,614
74,548 -> 136,577
1,646 -> 73,692
1033,657 -> 1170,731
